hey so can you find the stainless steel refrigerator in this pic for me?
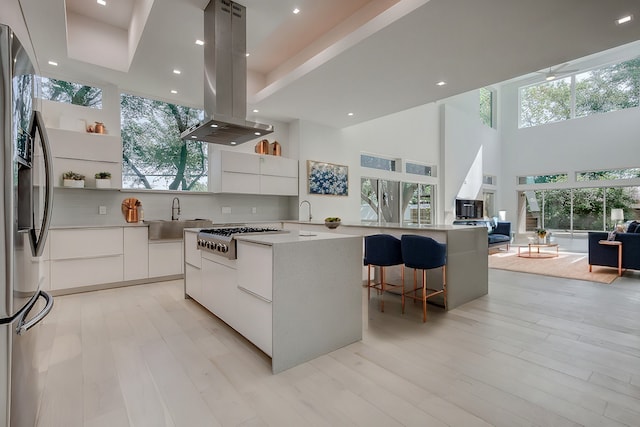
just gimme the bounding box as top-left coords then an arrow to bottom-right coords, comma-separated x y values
1,24 -> 54,426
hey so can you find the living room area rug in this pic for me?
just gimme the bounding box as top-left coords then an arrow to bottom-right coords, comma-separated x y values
488,249 -> 619,284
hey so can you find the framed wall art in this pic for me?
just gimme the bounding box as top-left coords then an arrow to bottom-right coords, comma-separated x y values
307,160 -> 349,196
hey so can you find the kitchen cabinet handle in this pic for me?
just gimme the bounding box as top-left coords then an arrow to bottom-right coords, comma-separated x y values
16,290 -> 54,335
237,285 -> 271,303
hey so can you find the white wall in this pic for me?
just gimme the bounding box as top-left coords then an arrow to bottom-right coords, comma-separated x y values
294,102 -> 441,223
499,81 -> 640,227
441,99 -> 500,223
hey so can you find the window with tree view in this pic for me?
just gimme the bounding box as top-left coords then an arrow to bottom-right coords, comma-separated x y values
121,94 -> 207,191
519,57 -> 640,128
39,77 -> 102,108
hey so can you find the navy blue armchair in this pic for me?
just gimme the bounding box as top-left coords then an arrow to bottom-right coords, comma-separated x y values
588,231 -> 640,271
488,221 -> 511,250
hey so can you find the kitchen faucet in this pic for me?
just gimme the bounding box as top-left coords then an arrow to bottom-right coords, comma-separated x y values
171,197 -> 181,220
300,200 -> 312,221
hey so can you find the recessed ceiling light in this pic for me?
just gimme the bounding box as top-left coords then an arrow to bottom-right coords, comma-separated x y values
616,15 -> 633,25
191,136 -> 197,139
97,0 -> 106,5
293,8 -> 300,14
254,132 -> 261,136
230,141 -> 237,145
347,112 -> 354,116
253,109 -> 259,113
170,90 -> 177,94
245,53 -> 250,57
210,124 -> 218,128
195,39 -> 205,46
436,81 -> 446,86
545,75 -> 556,81
48,60 -> 58,66
173,69 -> 181,75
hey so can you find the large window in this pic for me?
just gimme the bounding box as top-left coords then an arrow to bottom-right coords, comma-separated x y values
39,77 -> 102,108
522,186 -> 640,232
121,94 -> 206,191
519,57 -> 640,128
361,177 -> 433,225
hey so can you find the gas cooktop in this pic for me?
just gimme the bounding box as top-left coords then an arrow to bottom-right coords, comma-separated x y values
197,226 -> 287,259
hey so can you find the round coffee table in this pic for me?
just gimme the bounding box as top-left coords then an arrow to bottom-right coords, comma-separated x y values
517,243 -> 559,258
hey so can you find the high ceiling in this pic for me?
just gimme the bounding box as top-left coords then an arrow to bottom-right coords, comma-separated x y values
18,0 -> 640,128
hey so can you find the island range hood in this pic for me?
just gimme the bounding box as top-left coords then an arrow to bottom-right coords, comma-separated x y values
181,0 -> 273,145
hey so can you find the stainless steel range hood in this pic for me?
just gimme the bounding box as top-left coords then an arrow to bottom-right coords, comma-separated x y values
181,0 -> 273,145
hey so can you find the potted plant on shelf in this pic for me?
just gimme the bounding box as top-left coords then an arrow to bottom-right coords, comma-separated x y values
324,217 -> 341,229
62,171 -> 85,188
536,228 -> 547,243
94,171 -> 112,189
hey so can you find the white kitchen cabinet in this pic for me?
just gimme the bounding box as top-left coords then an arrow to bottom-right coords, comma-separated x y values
124,227 -> 148,280
200,253 -> 237,325
51,255 -> 124,289
236,241 -> 273,356
184,230 -> 201,268
185,263 -> 202,301
148,241 -> 183,278
50,228 -> 123,259
49,228 -> 125,290
210,149 -> 298,195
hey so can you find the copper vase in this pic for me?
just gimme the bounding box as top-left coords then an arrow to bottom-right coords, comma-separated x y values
269,141 -> 281,156
255,139 -> 269,154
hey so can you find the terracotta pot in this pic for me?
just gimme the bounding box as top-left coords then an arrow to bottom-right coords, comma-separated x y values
94,122 -> 105,134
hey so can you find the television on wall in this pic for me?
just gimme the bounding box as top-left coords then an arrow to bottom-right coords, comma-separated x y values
455,199 -> 483,219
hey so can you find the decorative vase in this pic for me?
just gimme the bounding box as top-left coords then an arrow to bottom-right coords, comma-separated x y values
95,178 -> 111,189
63,179 -> 84,188
538,234 -> 546,244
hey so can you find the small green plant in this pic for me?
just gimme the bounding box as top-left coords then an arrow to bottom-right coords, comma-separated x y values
536,228 -> 547,237
324,217 -> 341,222
62,171 -> 85,180
94,172 -> 112,179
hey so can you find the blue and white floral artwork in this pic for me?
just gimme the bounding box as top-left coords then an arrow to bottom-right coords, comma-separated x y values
307,160 -> 349,196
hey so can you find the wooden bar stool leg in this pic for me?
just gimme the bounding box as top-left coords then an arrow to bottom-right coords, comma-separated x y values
422,269 -> 427,323
443,265 -> 447,309
367,264 -> 372,300
413,268 -> 418,304
380,267 -> 385,312
401,266 -> 405,314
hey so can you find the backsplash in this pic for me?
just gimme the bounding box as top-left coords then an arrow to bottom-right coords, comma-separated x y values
50,189 -> 296,227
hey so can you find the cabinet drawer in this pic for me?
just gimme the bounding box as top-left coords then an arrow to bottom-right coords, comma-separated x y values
221,150 -> 260,174
51,255 -> 124,289
237,241 -> 273,301
260,175 -> 298,195
185,263 -> 202,301
50,228 -> 123,259
236,287 -> 272,356
260,156 -> 297,177
220,171 -> 260,194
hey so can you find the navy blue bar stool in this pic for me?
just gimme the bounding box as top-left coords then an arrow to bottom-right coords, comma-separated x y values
364,234 -> 404,312
400,235 -> 447,322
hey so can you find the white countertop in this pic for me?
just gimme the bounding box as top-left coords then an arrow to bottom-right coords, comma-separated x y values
234,230 -> 358,246
282,220 -> 474,231
50,222 -> 148,230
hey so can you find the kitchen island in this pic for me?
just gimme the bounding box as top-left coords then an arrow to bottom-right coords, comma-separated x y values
282,221 -> 488,310
184,229 -> 362,374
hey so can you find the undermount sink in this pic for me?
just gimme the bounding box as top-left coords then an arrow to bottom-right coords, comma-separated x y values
145,219 -> 213,240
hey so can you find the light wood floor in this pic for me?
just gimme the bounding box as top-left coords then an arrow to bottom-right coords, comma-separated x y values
34,270 -> 640,427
